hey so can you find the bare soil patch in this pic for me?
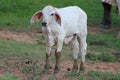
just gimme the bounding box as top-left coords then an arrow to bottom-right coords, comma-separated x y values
88,26 -> 101,34
0,30 -> 35,43
38,61 -> 120,80
0,26 -> 99,43
89,40 -> 107,46
0,58 -> 120,80
0,26 -> 119,43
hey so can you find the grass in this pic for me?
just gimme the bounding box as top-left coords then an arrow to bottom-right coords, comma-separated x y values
0,73 -> 19,80
65,71 -> 120,80
87,71 -> 120,80
0,39 -> 45,59
0,0 -> 120,79
87,31 -> 120,62
86,52 -> 120,62
0,0 -> 120,31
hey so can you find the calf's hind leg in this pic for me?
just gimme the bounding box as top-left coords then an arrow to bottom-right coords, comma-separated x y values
79,35 -> 87,72
72,35 -> 79,72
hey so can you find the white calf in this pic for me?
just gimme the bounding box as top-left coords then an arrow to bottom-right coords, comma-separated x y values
30,5 -> 87,73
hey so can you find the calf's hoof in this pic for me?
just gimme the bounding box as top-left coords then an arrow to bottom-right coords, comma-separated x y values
79,62 -> 85,72
80,65 -> 85,72
44,64 -> 52,74
72,65 -> 78,72
54,66 -> 59,74
44,64 -> 52,69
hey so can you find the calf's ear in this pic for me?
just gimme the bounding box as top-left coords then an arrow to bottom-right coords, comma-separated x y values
55,13 -> 61,26
30,11 -> 42,24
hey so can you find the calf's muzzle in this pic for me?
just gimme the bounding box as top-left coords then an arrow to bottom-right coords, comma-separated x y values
42,22 -> 47,27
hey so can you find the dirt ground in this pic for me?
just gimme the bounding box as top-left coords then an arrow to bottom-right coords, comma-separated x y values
0,59 -> 120,80
0,28 -> 120,80
0,30 -> 35,43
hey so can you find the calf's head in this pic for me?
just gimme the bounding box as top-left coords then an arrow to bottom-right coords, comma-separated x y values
30,6 -> 61,27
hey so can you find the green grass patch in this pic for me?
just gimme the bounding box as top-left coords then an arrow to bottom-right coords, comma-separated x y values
0,39 -> 45,59
65,71 -> 120,80
87,71 -> 120,80
86,52 -> 119,62
0,0 -> 120,31
87,32 -> 120,62
0,73 -> 19,80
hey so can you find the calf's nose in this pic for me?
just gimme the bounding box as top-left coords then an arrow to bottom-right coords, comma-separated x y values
42,22 -> 47,27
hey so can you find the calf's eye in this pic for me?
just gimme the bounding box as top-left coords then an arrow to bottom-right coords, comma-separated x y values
51,13 -> 54,16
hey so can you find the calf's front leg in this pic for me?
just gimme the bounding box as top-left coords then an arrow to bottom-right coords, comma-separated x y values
44,46 -> 52,72
54,35 -> 64,74
54,50 -> 61,74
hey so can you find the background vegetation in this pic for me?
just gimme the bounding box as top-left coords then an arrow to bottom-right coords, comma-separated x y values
0,0 -> 120,30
